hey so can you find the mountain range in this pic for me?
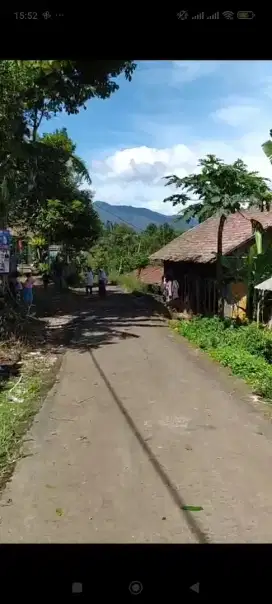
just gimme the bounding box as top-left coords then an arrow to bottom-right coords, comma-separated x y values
93,201 -> 195,232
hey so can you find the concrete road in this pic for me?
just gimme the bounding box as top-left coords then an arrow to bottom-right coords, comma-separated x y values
1,288 -> 272,543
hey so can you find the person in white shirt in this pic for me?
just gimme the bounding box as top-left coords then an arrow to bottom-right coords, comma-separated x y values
85,267 -> 94,295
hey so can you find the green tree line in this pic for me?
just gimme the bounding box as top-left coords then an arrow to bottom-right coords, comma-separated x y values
85,222 -> 179,275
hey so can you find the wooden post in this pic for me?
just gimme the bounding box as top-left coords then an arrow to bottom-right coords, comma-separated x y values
261,291 -> 264,325
256,295 -> 260,327
208,280 -> 211,315
195,277 -> 200,314
216,214 -> 227,318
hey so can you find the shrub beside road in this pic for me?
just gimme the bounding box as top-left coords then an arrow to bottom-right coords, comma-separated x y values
171,317 -> 272,401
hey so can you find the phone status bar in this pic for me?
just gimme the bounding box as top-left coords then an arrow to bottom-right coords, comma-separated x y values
177,10 -> 256,21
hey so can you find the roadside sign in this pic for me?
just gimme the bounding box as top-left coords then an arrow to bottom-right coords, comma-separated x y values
0,248 -> 10,274
0,230 -> 11,247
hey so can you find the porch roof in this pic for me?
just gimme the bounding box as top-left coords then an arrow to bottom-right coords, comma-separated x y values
150,210 -> 272,264
255,277 -> 272,292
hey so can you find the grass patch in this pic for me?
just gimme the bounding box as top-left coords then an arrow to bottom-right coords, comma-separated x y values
109,272 -> 148,295
171,316 -> 272,400
0,350 -> 60,487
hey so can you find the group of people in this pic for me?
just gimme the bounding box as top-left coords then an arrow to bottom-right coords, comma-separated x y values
85,267 -> 108,297
161,274 -> 179,304
7,264 -> 108,313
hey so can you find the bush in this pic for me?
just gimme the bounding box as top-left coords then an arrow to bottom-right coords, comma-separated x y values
113,273 -> 148,294
175,316 -> 272,400
108,270 -> 119,286
210,346 -> 272,399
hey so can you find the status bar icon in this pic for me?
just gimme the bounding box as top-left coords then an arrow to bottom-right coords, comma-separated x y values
237,11 -> 255,19
177,10 -> 189,20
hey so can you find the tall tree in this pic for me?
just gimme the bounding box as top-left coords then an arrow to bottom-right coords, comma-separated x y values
8,129 -> 92,229
22,60 -> 136,140
0,60 -> 136,227
163,155 -> 272,316
34,194 -> 101,253
0,61 -> 32,227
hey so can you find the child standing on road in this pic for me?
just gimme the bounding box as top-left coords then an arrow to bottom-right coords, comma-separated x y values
23,272 -> 35,312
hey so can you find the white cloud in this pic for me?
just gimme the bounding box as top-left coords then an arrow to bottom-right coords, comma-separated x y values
86,61 -> 272,215
136,61 -> 221,89
213,104 -> 261,127
90,135 -> 272,215
171,61 -> 220,84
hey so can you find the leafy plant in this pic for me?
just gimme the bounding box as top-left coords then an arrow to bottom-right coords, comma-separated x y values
174,316 -> 272,399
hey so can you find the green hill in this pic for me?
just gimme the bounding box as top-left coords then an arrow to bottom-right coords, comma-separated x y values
93,201 -> 195,232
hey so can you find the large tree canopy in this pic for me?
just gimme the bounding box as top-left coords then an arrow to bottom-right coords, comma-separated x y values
164,155 -> 272,223
22,60 -> 136,140
34,194 -> 101,252
7,128 -> 93,230
0,60 -> 136,228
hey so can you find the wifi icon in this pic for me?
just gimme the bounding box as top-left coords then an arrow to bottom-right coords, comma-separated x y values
222,10 -> 234,19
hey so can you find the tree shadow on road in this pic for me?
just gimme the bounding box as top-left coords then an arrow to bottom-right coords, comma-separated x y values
31,287 -> 210,544
32,285 -> 171,353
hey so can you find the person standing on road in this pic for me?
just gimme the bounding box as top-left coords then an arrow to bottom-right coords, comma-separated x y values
98,268 -> 107,298
85,266 -> 94,295
23,272 -> 35,312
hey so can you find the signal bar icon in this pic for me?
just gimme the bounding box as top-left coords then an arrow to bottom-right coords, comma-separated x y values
192,12 -> 204,19
207,11 -> 220,19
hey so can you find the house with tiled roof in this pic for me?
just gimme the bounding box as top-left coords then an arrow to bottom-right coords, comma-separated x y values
150,210 -> 272,318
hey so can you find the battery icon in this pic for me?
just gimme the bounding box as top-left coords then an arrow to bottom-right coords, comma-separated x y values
237,11 -> 255,19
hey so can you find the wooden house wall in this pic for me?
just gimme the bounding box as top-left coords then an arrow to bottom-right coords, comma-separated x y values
160,227 -> 272,319
164,260 -> 217,315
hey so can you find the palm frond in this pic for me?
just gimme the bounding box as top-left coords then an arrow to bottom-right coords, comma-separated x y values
262,140 -> 272,163
71,154 -> 92,184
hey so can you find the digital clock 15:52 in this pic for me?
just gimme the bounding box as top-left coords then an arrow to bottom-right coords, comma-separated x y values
14,12 -> 38,19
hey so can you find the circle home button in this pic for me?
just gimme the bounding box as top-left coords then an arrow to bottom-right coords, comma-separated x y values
129,581 -> 143,595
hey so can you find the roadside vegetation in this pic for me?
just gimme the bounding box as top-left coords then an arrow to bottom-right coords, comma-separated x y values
85,222 -> 178,276
111,272 -> 149,294
0,59 -> 136,482
0,347 -> 60,485
171,316 -> 272,400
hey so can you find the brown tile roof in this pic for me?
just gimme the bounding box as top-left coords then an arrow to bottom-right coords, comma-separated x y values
132,265 -> 163,284
149,210 -> 272,264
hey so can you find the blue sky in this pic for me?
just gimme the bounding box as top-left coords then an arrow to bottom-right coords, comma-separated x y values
41,61 -> 272,214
